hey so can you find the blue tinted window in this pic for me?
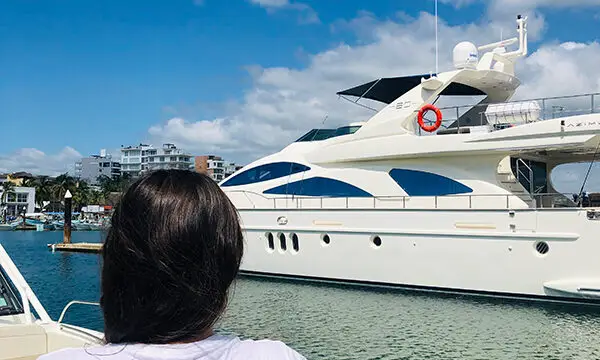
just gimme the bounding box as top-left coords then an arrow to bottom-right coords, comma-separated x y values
221,162 -> 310,187
264,177 -> 372,197
389,169 -> 473,196
295,126 -> 362,143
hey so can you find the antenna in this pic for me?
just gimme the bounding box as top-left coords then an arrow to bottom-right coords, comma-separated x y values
435,0 -> 439,74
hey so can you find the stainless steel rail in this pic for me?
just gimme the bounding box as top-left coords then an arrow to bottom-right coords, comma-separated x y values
225,190 -> 583,210
417,92 -> 600,134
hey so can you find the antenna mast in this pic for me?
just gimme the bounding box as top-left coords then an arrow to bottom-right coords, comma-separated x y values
435,0 -> 439,74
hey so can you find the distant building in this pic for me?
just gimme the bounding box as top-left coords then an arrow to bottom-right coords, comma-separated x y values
75,149 -> 121,185
0,185 -> 35,216
194,155 -> 243,182
0,172 -> 35,186
121,143 -> 193,177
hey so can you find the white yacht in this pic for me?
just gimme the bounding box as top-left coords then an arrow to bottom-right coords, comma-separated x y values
0,244 -> 102,359
222,15 -> 600,304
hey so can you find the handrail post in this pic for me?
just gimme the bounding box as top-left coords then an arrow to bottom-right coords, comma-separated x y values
506,195 -> 510,209
403,196 -> 406,209
456,106 -> 460,132
373,197 -> 376,209
542,98 -> 546,119
592,94 -> 595,114
435,196 -> 438,208
469,195 -> 472,209
345,197 -> 349,209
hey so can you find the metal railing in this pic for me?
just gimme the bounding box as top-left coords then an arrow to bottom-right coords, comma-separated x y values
417,92 -> 600,135
226,190 -> 587,210
57,300 -> 100,324
515,158 -> 534,195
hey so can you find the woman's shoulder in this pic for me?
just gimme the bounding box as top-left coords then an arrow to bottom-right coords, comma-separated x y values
37,335 -> 307,360
233,337 -> 307,359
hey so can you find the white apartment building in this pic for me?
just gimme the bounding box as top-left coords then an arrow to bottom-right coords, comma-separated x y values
121,143 -> 193,177
0,185 -> 35,216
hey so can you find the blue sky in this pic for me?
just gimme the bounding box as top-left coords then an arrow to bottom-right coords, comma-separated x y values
1,0 -> 600,191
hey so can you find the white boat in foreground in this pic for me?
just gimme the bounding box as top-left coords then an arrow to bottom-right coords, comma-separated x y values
0,244 -> 102,359
222,15 -> 600,304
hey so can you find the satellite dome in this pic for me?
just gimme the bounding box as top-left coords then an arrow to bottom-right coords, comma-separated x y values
453,42 -> 479,69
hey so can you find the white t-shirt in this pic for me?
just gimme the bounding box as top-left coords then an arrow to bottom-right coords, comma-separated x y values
38,334 -> 307,360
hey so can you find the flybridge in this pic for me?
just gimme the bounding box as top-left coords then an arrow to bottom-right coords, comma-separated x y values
329,15 -> 541,136
336,15 -> 529,108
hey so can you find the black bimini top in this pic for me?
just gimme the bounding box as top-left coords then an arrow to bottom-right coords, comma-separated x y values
336,74 -> 486,104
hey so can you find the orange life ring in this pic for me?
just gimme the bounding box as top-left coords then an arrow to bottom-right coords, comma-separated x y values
417,104 -> 443,132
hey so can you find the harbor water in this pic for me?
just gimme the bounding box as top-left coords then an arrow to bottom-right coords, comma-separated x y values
1,231 -> 600,359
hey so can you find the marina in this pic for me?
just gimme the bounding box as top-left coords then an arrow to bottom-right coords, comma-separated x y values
2,4 -> 600,359
2,231 -> 600,359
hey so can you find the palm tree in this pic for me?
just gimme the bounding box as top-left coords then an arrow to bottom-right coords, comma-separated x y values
73,180 -> 92,211
20,177 -> 52,211
35,177 -> 53,211
89,190 -> 104,205
52,173 -> 77,201
21,178 -> 36,187
1,181 -> 16,223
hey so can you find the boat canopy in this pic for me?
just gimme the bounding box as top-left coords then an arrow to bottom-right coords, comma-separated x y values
336,74 -> 487,104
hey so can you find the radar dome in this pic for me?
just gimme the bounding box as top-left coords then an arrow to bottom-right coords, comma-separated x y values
453,42 -> 479,69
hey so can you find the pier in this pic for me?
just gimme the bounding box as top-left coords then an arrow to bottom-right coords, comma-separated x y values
47,190 -> 103,254
47,242 -> 102,253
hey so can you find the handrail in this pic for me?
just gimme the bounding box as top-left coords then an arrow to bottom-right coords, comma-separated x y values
57,300 -> 100,324
435,92 -> 600,112
417,92 -> 600,135
516,158 -> 534,194
225,190 -> 585,210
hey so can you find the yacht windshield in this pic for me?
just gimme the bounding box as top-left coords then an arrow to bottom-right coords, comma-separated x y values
0,266 -> 23,316
295,125 -> 362,142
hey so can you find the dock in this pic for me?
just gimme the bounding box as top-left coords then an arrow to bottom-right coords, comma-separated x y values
47,243 -> 103,253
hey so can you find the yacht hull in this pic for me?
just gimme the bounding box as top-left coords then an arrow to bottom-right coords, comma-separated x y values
237,208 -> 600,304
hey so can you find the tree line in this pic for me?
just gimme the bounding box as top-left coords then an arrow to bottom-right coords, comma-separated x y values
0,173 -> 134,213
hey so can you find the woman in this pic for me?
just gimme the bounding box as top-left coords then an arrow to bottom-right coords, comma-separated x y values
41,170 -> 306,360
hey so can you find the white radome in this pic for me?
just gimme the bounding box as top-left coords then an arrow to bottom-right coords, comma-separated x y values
453,41 -> 479,69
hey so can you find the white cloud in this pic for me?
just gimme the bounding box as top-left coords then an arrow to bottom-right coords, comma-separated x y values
148,11 -> 551,163
248,0 -> 319,24
0,147 -> 82,176
442,0 -> 600,9
516,41 -> 600,99
249,0 -> 289,7
148,9 -> 600,192
494,0 -> 600,8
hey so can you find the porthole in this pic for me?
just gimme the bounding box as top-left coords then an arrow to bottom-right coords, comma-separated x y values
321,234 -> 331,246
266,232 -> 274,251
535,241 -> 549,255
279,233 -> 287,251
372,235 -> 382,248
291,233 -> 299,252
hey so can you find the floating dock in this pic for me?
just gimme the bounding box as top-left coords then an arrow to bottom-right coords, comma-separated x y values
47,243 -> 103,253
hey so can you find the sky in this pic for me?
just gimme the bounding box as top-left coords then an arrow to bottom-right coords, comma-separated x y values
1,0 -> 600,191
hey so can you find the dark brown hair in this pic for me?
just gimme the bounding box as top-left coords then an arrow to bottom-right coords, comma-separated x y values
101,170 -> 244,344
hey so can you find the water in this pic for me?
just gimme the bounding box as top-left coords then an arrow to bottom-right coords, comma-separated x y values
1,232 -> 600,360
